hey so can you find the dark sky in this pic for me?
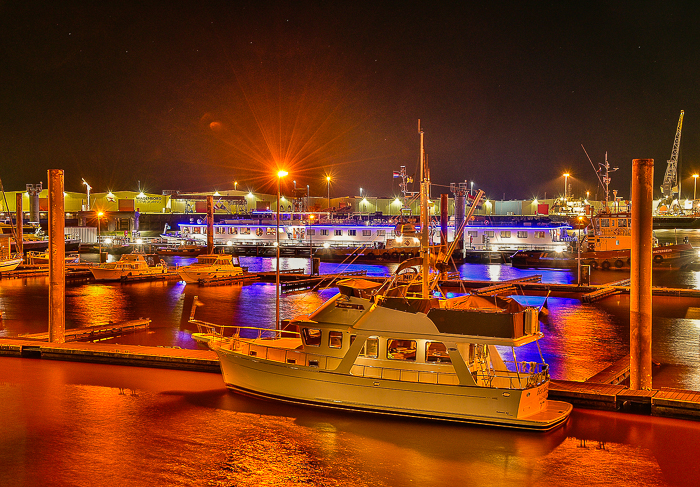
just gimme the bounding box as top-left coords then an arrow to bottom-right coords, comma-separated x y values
1,1 -> 699,201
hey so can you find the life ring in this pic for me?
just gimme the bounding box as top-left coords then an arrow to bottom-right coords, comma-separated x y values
653,254 -> 663,263
614,259 -> 624,268
589,260 -> 598,269
601,261 -> 611,270
404,240 -> 411,246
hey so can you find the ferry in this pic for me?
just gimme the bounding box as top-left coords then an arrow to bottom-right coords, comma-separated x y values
167,216 -> 572,261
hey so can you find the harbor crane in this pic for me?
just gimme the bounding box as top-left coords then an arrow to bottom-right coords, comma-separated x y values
658,110 -> 684,212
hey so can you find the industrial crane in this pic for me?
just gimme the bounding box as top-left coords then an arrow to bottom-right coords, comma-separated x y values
659,110 -> 684,212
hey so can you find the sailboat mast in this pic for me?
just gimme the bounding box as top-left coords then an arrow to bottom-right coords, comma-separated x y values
419,120 -> 430,298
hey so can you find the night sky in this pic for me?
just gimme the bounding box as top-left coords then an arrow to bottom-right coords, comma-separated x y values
2,1 -> 699,201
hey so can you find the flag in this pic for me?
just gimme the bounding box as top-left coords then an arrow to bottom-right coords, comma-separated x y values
393,171 -> 401,178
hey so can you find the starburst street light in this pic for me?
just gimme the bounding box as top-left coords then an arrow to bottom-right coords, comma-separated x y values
563,173 -> 570,202
326,175 -> 331,215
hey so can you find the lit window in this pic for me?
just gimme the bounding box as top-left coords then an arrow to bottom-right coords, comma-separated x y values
387,339 -> 416,361
362,230 -> 371,237
517,231 -> 528,238
500,231 -> 511,238
426,342 -> 451,363
329,331 -> 342,349
301,328 -> 321,347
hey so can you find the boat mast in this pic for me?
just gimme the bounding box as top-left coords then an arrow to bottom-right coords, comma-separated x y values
419,120 -> 429,298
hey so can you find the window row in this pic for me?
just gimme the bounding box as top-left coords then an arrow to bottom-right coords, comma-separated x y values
300,328 -> 451,363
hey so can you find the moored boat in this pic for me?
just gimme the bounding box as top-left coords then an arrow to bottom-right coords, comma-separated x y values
199,125 -> 572,430
177,253 -> 244,283
26,251 -> 81,265
156,243 -> 206,257
90,253 -> 167,281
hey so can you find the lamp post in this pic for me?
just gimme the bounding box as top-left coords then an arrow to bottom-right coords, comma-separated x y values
694,174 -> 698,202
470,181 -> 474,196
577,215 -> 583,285
276,170 -> 288,330
82,179 -> 91,211
563,173 -> 570,203
97,211 -> 104,262
234,181 -> 238,191
326,176 -> 331,218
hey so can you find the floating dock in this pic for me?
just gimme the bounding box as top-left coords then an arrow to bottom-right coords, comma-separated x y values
0,339 -> 218,373
18,319 -> 152,342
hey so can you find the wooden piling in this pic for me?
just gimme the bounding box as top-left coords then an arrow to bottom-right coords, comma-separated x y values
48,169 -> 65,344
630,159 -> 653,390
15,193 -> 23,255
206,195 -> 214,254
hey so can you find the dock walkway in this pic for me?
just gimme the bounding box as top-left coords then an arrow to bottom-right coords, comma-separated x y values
18,319 -> 151,342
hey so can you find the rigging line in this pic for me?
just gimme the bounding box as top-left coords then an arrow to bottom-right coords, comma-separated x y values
581,144 -> 605,191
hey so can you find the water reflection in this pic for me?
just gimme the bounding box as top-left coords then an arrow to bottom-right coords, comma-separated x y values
2,359 -> 696,486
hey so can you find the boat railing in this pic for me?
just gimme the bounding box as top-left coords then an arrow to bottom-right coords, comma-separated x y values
496,360 -> 549,389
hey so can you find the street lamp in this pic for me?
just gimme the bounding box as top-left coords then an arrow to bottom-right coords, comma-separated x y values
693,174 -> 698,201
470,181 -> 474,196
97,210 -> 104,262
577,215 -> 583,285
326,176 -> 331,217
82,179 -> 91,211
234,181 -> 238,191
276,170 -> 288,330
563,173 -> 570,202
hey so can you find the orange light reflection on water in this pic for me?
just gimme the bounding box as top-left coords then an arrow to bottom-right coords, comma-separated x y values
67,285 -> 129,325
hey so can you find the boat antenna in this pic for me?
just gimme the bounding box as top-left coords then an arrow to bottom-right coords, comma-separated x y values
581,145 -> 605,191
418,120 -> 430,298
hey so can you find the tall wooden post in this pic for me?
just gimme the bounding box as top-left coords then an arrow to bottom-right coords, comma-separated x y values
630,159 -> 653,390
206,195 -> 214,254
48,169 -> 65,344
15,193 -> 23,255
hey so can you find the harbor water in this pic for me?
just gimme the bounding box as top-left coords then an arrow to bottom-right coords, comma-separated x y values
1,254 -> 700,486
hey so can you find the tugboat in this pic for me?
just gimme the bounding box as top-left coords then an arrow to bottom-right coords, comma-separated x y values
512,155 -> 696,270
195,124 -> 572,430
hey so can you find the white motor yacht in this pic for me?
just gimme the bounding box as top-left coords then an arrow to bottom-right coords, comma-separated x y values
90,253 -> 167,281
177,253 -> 243,283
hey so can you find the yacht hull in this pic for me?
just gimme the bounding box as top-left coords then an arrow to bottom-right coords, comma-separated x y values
216,346 -> 572,431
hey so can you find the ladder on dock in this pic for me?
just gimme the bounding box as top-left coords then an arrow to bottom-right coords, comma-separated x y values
581,279 -> 630,303
280,270 -> 369,293
473,275 -> 542,296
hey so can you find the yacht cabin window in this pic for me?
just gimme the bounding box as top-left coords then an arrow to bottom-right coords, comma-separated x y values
485,231 -> 495,237
600,219 -> 610,228
387,339 -> 417,361
500,231 -> 511,238
426,342 -> 452,363
362,230 -> 371,236
328,331 -> 342,348
301,328 -> 321,347
308,229 -> 316,236
617,218 -> 628,227
468,231 -> 478,237
335,230 -> 342,236
517,231 -> 528,238
348,230 -> 357,236
320,229 -> 329,236
534,231 -> 545,239
377,230 -> 386,236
